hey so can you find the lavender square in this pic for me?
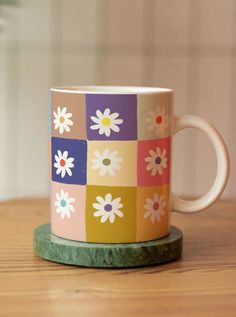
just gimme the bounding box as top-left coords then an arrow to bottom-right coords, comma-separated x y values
86,94 -> 137,140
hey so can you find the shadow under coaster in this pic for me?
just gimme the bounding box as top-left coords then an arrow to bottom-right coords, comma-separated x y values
33,224 -> 183,268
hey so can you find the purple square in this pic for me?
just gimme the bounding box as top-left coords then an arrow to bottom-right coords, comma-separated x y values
51,137 -> 87,185
86,94 -> 137,140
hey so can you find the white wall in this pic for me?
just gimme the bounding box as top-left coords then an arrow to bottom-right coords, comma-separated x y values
0,0 -> 235,200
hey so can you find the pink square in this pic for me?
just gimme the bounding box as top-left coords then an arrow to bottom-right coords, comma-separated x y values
137,137 -> 171,186
51,181 -> 86,241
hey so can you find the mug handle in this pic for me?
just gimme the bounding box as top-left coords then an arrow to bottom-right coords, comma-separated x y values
171,115 -> 230,213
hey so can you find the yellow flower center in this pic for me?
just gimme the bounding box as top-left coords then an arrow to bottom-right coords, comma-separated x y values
101,117 -> 111,126
59,116 -> 65,124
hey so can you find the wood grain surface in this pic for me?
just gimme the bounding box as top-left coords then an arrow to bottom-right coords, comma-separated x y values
0,198 -> 236,317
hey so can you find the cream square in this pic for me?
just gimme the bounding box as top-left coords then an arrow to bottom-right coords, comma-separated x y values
87,141 -> 137,186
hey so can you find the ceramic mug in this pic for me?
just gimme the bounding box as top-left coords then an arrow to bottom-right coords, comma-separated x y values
50,86 -> 229,243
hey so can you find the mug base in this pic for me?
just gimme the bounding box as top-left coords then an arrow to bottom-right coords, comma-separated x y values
33,224 -> 183,268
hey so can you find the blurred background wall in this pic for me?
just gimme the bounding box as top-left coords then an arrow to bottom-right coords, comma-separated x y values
0,0 -> 235,200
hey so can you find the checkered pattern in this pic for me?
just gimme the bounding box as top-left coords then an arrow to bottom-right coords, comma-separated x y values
50,89 -> 172,243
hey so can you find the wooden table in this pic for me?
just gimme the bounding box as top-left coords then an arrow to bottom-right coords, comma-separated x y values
0,199 -> 236,316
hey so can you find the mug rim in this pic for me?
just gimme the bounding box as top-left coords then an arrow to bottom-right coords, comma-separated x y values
50,85 -> 173,95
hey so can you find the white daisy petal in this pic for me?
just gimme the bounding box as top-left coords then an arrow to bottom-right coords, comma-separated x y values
100,166 -> 108,176
105,193 -> 112,202
56,193 -> 60,200
144,211 -> 151,218
96,109 -> 103,119
65,210 -> 71,218
61,107 -> 67,115
108,168 -> 115,176
113,118 -> 123,125
53,110 -> 58,118
157,165 -> 163,175
96,196 -> 105,204
110,124 -> 120,133
151,214 -> 155,223
110,150 -> 118,157
114,210 -> 123,218
91,116 -> 100,124
156,147 -> 161,156
66,119 -> 73,126
104,108 -> 110,116
55,200 -> 60,207
56,168 -> 61,175
109,212 -> 115,223
63,191 -> 67,199
93,203 -> 102,210
94,150 -> 102,159
154,193 -> 158,201
94,210 -> 103,217
101,214 -> 109,223
110,112 -> 119,119
145,157 -> 152,163
59,125 -> 64,134
149,111 -> 155,116
151,166 -> 158,176
62,151 -> 68,159
64,113 -> 72,119
103,148 -> 109,156
104,128 -> 111,137
64,125 -> 70,132
112,197 -> 121,205
90,124 -> 100,130
61,169 -> 66,178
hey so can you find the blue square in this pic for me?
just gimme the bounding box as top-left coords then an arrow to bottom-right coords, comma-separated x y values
51,137 -> 87,185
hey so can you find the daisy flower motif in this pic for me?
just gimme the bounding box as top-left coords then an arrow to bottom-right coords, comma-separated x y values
54,150 -> 75,178
92,148 -> 123,176
145,147 -> 167,176
144,193 -> 166,223
54,189 -> 75,219
93,193 -> 123,223
53,106 -> 73,134
90,108 -> 123,137
145,107 -> 168,135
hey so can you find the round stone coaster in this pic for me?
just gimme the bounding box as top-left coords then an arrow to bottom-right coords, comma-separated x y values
33,224 -> 183,268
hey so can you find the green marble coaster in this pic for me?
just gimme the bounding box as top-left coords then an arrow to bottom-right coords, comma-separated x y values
33,224 -> 183,268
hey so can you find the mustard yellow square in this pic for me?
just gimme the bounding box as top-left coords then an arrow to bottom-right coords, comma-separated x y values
137,185 -> 170,242
87,141 -> 137,186
86,185 -> 136,243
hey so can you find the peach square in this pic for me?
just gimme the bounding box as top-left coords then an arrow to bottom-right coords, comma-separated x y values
137,185 -> 170,242
137,137 -> 171,186
51,90 -> 86,139
51,181 -> 86,241
87,141 -> 137,186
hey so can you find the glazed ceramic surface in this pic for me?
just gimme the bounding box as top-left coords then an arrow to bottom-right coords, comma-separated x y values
50,86 -> 229,243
